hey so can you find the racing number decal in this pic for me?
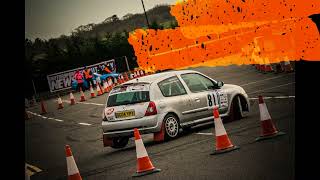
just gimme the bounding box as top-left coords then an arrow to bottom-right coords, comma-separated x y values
207,94 -> 213,106
207,90 -> 228,108
207,91 -> 219,107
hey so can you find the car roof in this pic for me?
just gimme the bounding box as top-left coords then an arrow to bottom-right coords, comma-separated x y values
123,70 -> 198,85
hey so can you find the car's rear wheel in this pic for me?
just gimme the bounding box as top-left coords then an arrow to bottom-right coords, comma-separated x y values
110,137 -> 129,149
164,114 -> 180,140
228,95 -> 244,122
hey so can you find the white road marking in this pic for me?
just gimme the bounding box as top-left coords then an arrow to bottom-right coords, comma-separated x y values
195,132 -> 213,135
248,82 -> 295,94
78,123 -> 92,126
240,74 -> 293,87
61,100 -> 104,106
53,119 -> 64,122
249,96 -> 295,100
26,163 -> 42,176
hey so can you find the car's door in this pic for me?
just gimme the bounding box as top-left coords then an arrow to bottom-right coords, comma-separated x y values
179,73 -> 227,120
157,76 -> 194,123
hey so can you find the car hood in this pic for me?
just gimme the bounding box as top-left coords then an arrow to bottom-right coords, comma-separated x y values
221,84 -> 240,90
220,84 -> 245,94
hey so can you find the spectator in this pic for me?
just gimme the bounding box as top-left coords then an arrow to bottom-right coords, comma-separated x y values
97,65 -> 104,74
74,69 -> 85,92
83,66 -> 94,88
102,64 -> 112,74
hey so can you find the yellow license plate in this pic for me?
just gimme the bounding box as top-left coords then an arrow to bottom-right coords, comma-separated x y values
115,111 -> 135,118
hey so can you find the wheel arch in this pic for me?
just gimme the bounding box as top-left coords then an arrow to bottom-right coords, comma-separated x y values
227,93 -> 250,115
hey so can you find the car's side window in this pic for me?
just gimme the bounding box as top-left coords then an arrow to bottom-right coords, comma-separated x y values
181,73 -> 215,93
158,76 -> 187,97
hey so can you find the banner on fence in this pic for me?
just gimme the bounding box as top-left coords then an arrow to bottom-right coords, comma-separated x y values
47,59 -> 116,93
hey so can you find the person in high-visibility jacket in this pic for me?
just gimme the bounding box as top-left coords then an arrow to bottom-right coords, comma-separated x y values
74,69 -> 85,92
102,65 -> 111,74
83,66 -> 94,88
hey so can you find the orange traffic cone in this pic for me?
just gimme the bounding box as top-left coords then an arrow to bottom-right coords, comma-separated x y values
89,83 -> 95,98
79,88 -> 86,102
283,61 -> 294,73
140,70 -> 145,77
264,64 -> 273,72
255,64 -> 261,71
57,96 -> 64,109
70,92 -> 76,105
256,96 -> 286,141
274,63 -> 284,74
65,145 -> 82,180
40,99 -> 47,114
99,82 -> 105,94
103,81 -> 109,93
211,107 -> 239,155
96,83 -> 103,96
133,128 -> 161,177
123,72 -> 129,82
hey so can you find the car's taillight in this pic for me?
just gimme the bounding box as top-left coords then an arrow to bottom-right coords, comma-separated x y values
145,101 -> 157,116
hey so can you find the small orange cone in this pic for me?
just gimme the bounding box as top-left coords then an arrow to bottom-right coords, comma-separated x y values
140,70 -> 145,77
264,64 -> 273,72
57,96 -> 64,109
123,72 -> 129,82
96,83 -> 103,96
283,61 -> 294,73
103,81 -> 109,93
70,92 -> 76,105
211,107 -> 239,155
65,145 -> 82,180
255,64 -> 261,71
89,83 -> 95,98
274,63 -> 284,73
79,88 -> 86,102
256,96 -> 286,141
133,128 -> 161,177
40,99 -> 47,114
99,82 -> 105,94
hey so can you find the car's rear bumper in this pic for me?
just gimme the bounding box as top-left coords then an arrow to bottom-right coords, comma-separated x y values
102,113 -> 166,138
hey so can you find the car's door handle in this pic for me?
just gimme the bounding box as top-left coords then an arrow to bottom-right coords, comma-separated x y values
194,98 -> 200,102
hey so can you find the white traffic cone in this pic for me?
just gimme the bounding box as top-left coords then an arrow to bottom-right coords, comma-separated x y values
211,107 -> 239,155
70,92 -> 76,105
65,145 -> 82,180
256,96 -> 286,141
57,97 -> 64,109
133,128 -> 161,177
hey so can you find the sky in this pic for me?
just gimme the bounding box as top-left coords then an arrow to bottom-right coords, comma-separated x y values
25,0 -> 178,40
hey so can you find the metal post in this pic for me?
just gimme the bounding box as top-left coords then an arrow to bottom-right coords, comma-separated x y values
124,56 -> 130,71
140,0 -> 150,28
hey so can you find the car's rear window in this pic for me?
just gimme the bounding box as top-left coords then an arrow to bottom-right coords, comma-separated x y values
107,91 -> 149,106
107,84 -> 150,106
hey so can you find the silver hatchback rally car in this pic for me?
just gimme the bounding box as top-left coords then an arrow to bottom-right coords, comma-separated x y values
102,70 -> 250,148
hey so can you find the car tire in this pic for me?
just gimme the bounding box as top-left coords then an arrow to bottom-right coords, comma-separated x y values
228,95 -> 243,122
163,114 -> 180,140
110,137 -> 129,149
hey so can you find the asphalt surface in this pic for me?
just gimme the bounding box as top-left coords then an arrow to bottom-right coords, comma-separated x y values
25,65 -> 295,180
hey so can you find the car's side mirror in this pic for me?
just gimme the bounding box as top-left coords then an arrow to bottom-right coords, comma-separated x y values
217,81 -> 224,88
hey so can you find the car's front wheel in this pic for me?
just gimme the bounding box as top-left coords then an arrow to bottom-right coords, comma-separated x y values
163,114 -> 180,140
228,95 -> 244,122
110,137 -> 129,149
